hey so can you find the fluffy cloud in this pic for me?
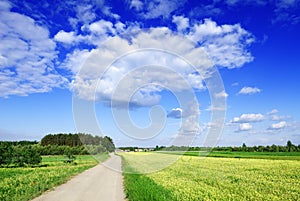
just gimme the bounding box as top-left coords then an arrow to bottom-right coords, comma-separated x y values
89,20 -> 115,35
188,19 -> 254,68
172,15 -> 189,31
0,2 -> 67,97
167,108 -> 183,118
130,0 -> 143,11
269,121 -> 287,130
232,113 -> 265,123
238,123 -> 252,131
141,0 -> 186,19
238,86 -> 261,95
54,30 -> 78,44
176,100 -> 201,138
71,28 -> 212,105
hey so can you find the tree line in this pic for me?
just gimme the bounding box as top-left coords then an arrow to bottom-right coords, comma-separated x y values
0,133 -> 115,167
0,143 -> 41,167
151,140 -> 300,152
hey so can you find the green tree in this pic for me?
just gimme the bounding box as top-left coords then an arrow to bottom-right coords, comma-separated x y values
12,145 -> 41,166
242,143 -> 247,152
101,136 -> 115,152
287,140 -> 293,152
0,143 -> 13,166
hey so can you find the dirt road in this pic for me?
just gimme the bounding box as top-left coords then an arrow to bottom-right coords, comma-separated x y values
32,154 -> 125,201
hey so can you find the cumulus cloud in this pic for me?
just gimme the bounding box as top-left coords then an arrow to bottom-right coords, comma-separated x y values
232,113 -> 265,123
71,28 -> 212,105
174,100 -> 201,143
172,15 -> 189,31
238,123 -> 252,131
54,30 -> 78,44
0,2 -> 67,97
167,108 -> 183,118
238,86 -> 261,95
269,121 -> 287,130
59,18 -> 254,100
188,19 -> 254,68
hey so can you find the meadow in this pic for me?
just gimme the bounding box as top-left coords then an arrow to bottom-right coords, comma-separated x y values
120,152 -> 300,201
159,151 -> 300,160
0,153 -> 108,201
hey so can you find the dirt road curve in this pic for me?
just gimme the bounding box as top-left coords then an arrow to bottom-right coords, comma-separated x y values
32,154 -> 125,201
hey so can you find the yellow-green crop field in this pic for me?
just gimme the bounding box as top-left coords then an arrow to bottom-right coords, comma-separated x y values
120,152 -> 300,201
0,154 -> 108,201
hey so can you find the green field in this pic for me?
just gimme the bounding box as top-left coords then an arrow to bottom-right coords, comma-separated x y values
158,151 -> 300,160
0,153 -> 108,201
120,152 -> 300,201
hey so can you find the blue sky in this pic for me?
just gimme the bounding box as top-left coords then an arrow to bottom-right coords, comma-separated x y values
0,0 -> 300,147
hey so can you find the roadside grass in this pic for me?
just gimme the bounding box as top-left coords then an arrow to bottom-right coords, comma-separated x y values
0,153 -> 109,201
120,153 -> 175,201
121,152 -> 300,201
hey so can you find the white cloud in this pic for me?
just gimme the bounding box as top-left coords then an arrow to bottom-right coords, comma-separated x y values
177,100 -> 201,136
214,91 -> 228,98
238,86 -> 261,95
270,115 -> 291,121
238,123 -> 252,131
269,121 -> 287,130
266,109 -> 291,121
273,0 -> 300,25
172,15 -> 189,31
75,4 -> 96,24
188,19 -> 254,68
0,3 -> 67,97
206,105 -> 226,111
232,113 -> 265,123
71,28 -> 212,105
267,109 -> 279,115
141,0 -> 185,19
130,0 -> 143,11
167,108 -> 183,118
225,0 -> 267,6
54,30 -> 77,44
59,48 -> 94,75
89,20 -> 115,35
0,0 -> 11,11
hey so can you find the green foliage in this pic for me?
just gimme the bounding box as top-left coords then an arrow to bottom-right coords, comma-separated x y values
40,133 -> 115,153
64,147 -> 76,164
0,144 -> 41,167
40,133 -> 110,147
152,140 -> 300,153
101,136 -> 115,152
0,143 -> 13,166
12,145 -> 42,167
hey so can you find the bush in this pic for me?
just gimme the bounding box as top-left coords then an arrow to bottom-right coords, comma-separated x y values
0,144 -> 42,167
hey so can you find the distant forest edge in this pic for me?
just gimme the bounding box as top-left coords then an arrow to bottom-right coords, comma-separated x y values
120,140 -> 300,153
0,133 -> 115,167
